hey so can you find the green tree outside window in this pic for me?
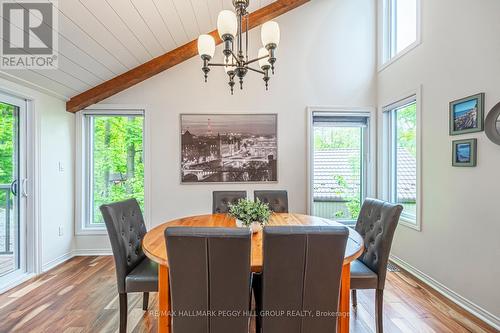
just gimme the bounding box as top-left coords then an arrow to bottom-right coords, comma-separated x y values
90,115 -> 144,224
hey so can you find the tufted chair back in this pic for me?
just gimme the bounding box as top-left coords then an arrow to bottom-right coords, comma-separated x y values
254,190 -> 288,213
212,191 -> 247,213
166,227 -> 252,333
100,198 -> 147,293
355,198 -> 403,289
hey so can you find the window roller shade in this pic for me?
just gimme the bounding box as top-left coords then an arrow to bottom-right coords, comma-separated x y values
312,112 -> 369,127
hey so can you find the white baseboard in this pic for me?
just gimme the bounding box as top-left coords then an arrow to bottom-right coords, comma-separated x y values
41,251 -> 74,272
390,255 -> 500,330
72,248 -> 112,256
41,249 -> 111,272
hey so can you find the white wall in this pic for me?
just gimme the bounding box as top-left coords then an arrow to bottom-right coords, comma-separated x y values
39,93 -> 74,270
74,0 -> 376,250
0,76 -> 74,272
377,0 -> 500,323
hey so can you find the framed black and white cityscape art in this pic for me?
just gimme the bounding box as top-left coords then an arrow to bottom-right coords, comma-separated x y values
449,93 -> 484,135
180,114 -> 278,183
452,139 -> 477,167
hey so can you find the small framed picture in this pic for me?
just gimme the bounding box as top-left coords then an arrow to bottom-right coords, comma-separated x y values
452,139 -> 477,167
449,93 -> 484,135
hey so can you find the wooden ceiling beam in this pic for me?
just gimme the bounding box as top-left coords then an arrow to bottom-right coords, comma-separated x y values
66,0 -> 310,113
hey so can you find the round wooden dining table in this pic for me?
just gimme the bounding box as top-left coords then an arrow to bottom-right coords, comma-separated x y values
143,213 -> 364,333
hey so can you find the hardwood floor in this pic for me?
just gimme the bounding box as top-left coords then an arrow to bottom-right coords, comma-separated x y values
0,256 -> 495,333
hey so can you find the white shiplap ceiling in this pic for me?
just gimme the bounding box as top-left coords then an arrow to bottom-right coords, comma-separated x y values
0,0 -> 275,100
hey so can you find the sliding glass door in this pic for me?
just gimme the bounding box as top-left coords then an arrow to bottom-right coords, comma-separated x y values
310,111 -> 370,225
0,93 -> 26,284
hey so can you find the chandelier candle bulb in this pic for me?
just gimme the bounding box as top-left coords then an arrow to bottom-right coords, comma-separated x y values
217,10 -> 238,39
197,34 -> 215,82
217,10 -> 237,58
197,34 -> 215,58
261,21 -> 280,47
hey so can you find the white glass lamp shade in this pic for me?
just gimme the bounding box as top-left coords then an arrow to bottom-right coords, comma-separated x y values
261,21 -> 280,47
217,10 -> 237,38
197,34 -> 215,58
258,48 -> 269,69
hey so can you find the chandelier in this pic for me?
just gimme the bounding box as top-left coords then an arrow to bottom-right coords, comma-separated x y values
197,0 -> 280,94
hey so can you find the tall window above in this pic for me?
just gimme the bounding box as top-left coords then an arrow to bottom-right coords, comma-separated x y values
82,112 -> 144,229
384,96 -> 419,228
381,0 -> 420,67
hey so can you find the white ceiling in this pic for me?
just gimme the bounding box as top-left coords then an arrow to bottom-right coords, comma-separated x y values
0,0 -> 275,100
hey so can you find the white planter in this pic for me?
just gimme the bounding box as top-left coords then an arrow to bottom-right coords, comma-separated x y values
236,219 -> 262,233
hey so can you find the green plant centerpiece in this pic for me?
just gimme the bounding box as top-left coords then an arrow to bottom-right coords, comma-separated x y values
228,198 -> 272,233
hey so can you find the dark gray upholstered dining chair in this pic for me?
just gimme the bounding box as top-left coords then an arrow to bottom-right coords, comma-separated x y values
350,198 -> 403,333
212,190 -> 247,213
100,198 -> 158,333
165,227 -> 252,333
256,226 -> 349,333
254,190 -> 288,213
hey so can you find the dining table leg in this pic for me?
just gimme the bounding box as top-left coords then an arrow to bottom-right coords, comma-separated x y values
158,264 -> 171,333
338,263 -> 351,333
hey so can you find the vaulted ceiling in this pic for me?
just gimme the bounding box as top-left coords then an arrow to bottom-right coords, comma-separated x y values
0,0 -> 274,98
0,0 -> 309,111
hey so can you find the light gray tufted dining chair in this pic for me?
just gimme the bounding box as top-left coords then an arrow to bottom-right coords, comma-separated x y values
350,198 -> 403,333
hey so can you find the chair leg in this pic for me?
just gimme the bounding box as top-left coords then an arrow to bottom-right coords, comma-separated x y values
143,292 -> 149,311
252,273 -> 262,333
375,289 -> 384,333
119,293 -> 127,333
352,289 -> 357,309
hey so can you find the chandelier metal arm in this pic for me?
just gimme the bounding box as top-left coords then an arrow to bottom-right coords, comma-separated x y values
229,51 -> 242,65
246,54 -> 269,65
207,63 -> 232,67
246,66 -> 265,75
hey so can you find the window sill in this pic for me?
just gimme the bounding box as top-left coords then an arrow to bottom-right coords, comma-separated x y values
378,39 -> 421,72
75,227 -> 108,236
399,216 -> 421,231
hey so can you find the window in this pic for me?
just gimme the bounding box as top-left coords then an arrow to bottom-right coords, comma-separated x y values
381,0 -> 419,66
81,111 -> 145,230
309,111 -> 372,225
384,96 -> 419,227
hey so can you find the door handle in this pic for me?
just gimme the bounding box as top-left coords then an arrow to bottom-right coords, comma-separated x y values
10,179 -> 17,196
22,178 -> 28,197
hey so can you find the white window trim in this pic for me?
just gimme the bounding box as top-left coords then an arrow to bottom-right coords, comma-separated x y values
380,88 -> 422,231
75,105 -> 151,236
378,0 -> 422,72
306,106 -> 377,218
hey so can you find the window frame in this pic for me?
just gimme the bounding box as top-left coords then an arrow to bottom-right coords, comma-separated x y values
75,107 -> 149,235
378,0 -> 421,71
306,107 -> 377,224
381,90 -> 422,231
